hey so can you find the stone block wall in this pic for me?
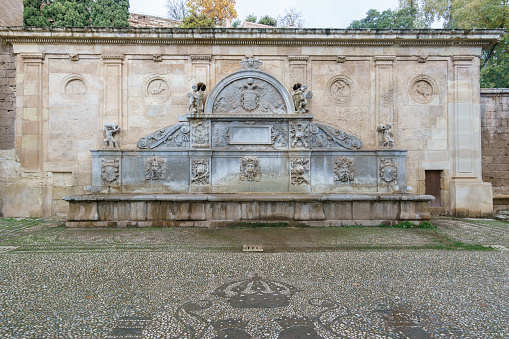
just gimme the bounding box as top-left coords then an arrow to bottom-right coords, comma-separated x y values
481,88 -> 509,195
0,39 -> 15,150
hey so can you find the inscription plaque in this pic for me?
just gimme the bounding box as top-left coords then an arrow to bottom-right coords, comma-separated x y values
229,126 -> 272,145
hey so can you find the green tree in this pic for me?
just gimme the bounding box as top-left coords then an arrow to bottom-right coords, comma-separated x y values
24,0 -> 50,26
179,11 -> 215,28
245,14 -> 257,23
42,0 -> 91,27
90,0 -> 129,27
348,7 -> 420,29
258,15 -> 277,27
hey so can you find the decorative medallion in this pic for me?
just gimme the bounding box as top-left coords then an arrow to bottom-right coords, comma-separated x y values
291,159 -> 310,185
327,75 -> 355,103
334,157 -> 354,182
290,122 -> 309,148
144,157 -> 167,181
146,77 -> 170,103
101,159 -> 120,185
63,75 -> 87,102
191,121 -> 209,148
409,75 -> 438,104
240,156 -> 261,182
212,78 -> 286,114
379,158 -> 398,183
212,273 -> 299,308
191,159 -> 210,185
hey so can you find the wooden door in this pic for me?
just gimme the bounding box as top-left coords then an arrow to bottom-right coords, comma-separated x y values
425,170 -> 442,207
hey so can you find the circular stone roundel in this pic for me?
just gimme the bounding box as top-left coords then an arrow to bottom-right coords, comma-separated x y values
327,75 -> 355,104
62,74 -> 88,102
145,76 -> 170,103
409,75 -> 439,104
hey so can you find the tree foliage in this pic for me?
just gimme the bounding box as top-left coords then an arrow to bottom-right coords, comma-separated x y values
179,11 -> 215,28
245,14 -> 257,23
23,0 -> 129,27
348,7 -> 420,29
277,8 -> 304,28
258,15 -> 277,27
167,0 -> 188,21
186,0 -> 237,25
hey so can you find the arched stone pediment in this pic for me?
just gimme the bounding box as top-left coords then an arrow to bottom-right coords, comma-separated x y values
204,70 -> 294,115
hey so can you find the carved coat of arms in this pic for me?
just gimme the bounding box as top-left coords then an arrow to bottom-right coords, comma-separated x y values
380,158 -> 398,183
101,159 -> 120,185
240,79 -> 260,111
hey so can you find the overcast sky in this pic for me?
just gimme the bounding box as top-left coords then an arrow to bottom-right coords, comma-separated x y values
129,0 -> 407,28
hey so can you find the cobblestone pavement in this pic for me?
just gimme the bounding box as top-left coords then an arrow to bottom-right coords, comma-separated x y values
0,218 -> 507,339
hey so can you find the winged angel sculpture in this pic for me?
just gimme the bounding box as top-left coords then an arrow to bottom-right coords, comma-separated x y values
212,77 -> 287,114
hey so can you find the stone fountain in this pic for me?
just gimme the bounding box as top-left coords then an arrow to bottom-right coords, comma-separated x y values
64,59 -> 432,227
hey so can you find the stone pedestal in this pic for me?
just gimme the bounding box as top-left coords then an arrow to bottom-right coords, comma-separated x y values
450,179 -> 493,217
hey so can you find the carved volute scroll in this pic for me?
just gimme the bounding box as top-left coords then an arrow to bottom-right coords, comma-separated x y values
137,123 -> 190,149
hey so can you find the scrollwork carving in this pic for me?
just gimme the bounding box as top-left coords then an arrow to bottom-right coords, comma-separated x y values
137,123 -> 190,149
334,157 -> 354,182
308,123 -> 363,150
144,157 -> 167,181
291,159 -> 310,185
240,156 -> 261,182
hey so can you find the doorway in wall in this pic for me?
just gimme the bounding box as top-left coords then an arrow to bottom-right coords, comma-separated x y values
425,170 -> 442,207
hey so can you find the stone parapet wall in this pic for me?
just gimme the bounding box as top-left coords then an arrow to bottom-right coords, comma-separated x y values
481,88 -> 509,195
0,39 -> 15,150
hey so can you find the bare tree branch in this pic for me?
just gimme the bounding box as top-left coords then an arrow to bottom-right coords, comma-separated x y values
167,0 -> 188,21
277,8 -> 304,28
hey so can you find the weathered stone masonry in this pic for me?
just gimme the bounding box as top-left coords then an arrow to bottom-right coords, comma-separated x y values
481,88 -> 509,198
0,38 -> 15,150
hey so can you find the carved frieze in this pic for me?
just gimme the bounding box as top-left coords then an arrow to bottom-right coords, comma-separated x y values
379,158 -> 398,183
240,156 -> 261,182
291,159 -> 310,185
213,77 -> 287,114
101,159 -> 120,185
334,157 -> 354,182
191,159 -> 210,185
327,76 -> 355,104
377,123 -> 394,149
290,122 -> 309,148
191,121 -> 210,148
409,75 -> 438,104
144,157 -> 167,181
137,123 -> 190,149
308,123 -> 363,150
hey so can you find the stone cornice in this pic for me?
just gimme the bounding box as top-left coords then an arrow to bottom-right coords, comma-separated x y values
0,27 -> 504,48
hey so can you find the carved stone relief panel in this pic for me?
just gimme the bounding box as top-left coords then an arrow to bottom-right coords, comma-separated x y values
191,121 -> 210,148
327,75 -> 355,104
138,123 -> 190,149
62,75 -> 87,102
101,159 -> 120,185
212,121 -> 288,150
379,158 -> 398,183
191,159 -> 210,185
240,156 -> 261,182
409,75 -> 438,104
334,157 -> 354,182
146,76 -> 170,103
308,123 -> 363,150
144,157 -> 167,181
291,159 -> 310,185
290,122 -> 309,148
212,77 -> 287,114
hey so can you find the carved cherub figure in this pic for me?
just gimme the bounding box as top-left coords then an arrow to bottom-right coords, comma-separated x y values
293,84 -> 313,113
377,123 -> 394,148
187,84 -> 206,114
104,123 -> 120,148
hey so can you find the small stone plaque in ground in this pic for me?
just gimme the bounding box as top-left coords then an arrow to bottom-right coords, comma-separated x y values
105,316 -> 152,339
0,246 -> 19,252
